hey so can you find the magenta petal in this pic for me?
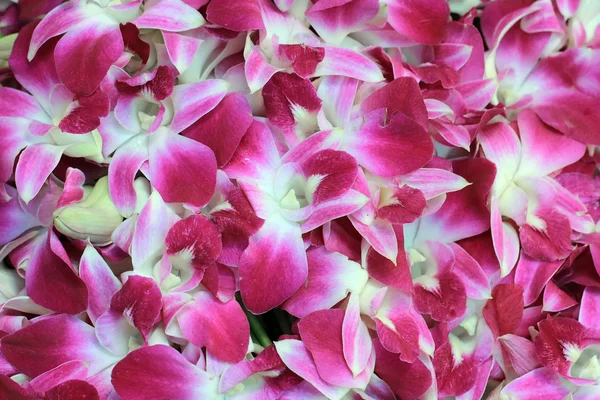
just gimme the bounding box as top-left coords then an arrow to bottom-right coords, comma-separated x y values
373,339 -> 432,399
134,0 -> 205,31
148,128 -> 217,207
109,275 -> 162,341
182,92 -> 253,167
26,231 -> 89,314
54,19 -> 123,95
112,345 -> 217,400
284,246 -> 368,318
278,44 -> 325,79
58,89 -> 110,134
299,308 -> 366,388
386,0 -> 449,44
498,334 -> 540,377
377,186 -> 426,224
360,77 -> 428,129
482,284 -> 524,337
346,111 -> 433,177
515,254 -> 563,305
108,139 -> 149,217
44,380 -> 99,400
166,215 -> 222,269
0,314 -> 118,378
434,342 -> 477,396
28,360 -> 89,394
15,143 -> 66,204
543,280 -> 577,312
580,287 -> 600,329
519,209 -> 572,261
315,46 -> 384,82
414,271 -> 467,322
177,291 -> 249,363
301,149 -> 358,204
240,215 -> 307,314
79,245 -> 122,324
275,339 -> 350,399
502,367 -> 570,399
206,0 -> 264,31
450,243 -> 490,300
342,295 -> 372,377
170,79 -> 229,134
535,317 -> 587,377
305,0 -> 379,44
0,117 -> 30,185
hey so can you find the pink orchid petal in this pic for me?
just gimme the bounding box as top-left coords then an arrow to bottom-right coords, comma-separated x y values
224,120 -> 280,181
322,218 -> 362,262
0,314 -> 118,378
183,92 -> 253,167
44,380 -> 99,400
131,191 -> 178,273
515,253 -> 563,305
60,89 -> 110,135
365,233 -> 413,292
240,214 -> 307,314
375,289 -> 427,362
277,44 -> 325,79
163,32 -> 201,74
317,76 -> 358,126
543,280 -> 578,312
580,287 -> 600,329
430,120 -> 472,150
134,0 -> 205,31
275,339 -> 350,400
502,367 -> 571,399
378,186 -> 426,224
177,291 -> 249,363
305,0 -> 379,44
28,361 -> 89,395
535,317 -> 587,377
360,77 -> 428,129
114,95 -> 147,133
450,243 -> 491,300
109,275 -> 162,341
478,121 -> 521,183
27,2 -> 87,57
418,158 -> 496,243
54,17 -> 123,95
201,263 -> 237,302
245,46 -> 282,93
148,128 -> 217,207
56,168 -> 86,208
300,189 -> 369,233
498,334 -> 541,377
349,216 -> 398,263
301,149 -> 358,204
0,117 -> 32,184
401,168 -> 469,200
373,339 -> 432,399
107,138 -> 149,217
284,246 -> 367,318
434,341 -> 478,397
483,284 -> 524,337
345,111 -> 433,177
490,197 -> 520,277
0,186 -> 39,246
263,72 -> 322,147
299,308 -> 372,388
26,231 -> 89,314
385,0 -> 449,44
79,245 -> 122,324
516,110 -> 586,178
519,208 -> 572,261
16,143 -> 66,204
166,214 -> 222,271
414,270 -> 467,322
95,309 -> 137,356
314,46 -> 384,82
342,295 -> 372,377
206,0 -> 264,31
112,345 -> 217,400
0,87 -> 47,120
170,79 -> 229,133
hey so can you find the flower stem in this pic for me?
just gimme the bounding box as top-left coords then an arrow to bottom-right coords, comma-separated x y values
237,293 -> 273,348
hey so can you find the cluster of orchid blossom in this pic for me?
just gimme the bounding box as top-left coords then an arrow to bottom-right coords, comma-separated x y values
0,0 -> 599,398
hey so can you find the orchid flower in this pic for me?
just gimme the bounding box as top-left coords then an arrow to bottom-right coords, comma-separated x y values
478,111 -> 591,277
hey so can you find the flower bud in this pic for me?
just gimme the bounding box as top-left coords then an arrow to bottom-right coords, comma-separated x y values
53,177 -> 123,245
0,33 -> 17,71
